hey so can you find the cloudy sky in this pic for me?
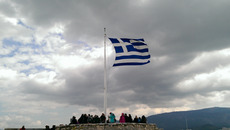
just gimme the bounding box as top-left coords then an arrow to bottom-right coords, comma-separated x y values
1,0 -> 230,128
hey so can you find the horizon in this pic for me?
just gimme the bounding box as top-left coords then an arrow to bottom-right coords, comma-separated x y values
2,106 -> 230,129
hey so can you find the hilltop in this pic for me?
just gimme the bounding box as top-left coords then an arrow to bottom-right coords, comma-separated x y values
147,107 -> 230,130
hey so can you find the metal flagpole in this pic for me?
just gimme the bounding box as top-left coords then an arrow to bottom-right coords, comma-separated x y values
104,28 -> 107,123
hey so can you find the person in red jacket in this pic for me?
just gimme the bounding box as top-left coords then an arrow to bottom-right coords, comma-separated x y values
20,126 -> 25,130
119,113 -> 125,123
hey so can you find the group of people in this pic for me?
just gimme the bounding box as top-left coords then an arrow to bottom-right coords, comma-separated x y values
70,113 -> 106,124
69,113 -> 147,124
118,113 -> 147,123
45,125 -> 56,130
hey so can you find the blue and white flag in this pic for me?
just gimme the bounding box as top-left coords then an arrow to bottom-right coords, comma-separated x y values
109,38 -> 150,67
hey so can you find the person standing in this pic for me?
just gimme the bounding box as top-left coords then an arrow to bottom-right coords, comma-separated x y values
119,113 -> 125,123
20,126 -> 25,130
141,115 -> 147,123
127,114 -> 133,123
100,113 -> 106,123
109,112 -> 116,123
70,116 -> 78,124
133,116 -> 138,123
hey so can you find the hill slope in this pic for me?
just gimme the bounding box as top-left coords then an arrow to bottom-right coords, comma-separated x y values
147,107 -> 230,130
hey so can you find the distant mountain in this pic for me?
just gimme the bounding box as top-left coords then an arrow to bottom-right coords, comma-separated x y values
192,124 -> 220,130
147,107 -> 230,130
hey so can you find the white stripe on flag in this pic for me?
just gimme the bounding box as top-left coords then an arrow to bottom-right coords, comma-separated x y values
116,52 -> 150,56
114,58 -> 150,64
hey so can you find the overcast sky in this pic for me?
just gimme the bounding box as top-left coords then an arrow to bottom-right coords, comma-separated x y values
1,0 -> 230,129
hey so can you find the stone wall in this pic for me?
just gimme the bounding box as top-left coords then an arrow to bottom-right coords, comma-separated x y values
5,123 -> 163,130
5,128 -> 44,130
56,123 -> 163,130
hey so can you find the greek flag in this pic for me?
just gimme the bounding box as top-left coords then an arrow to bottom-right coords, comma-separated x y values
109,38 -> 150,67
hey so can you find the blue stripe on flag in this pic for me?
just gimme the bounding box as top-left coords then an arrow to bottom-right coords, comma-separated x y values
120,38 -> 144,43
113,60 -> 150,67
131,42 -> 147,46
115,55 -> 150,60
136,48 -> 149,53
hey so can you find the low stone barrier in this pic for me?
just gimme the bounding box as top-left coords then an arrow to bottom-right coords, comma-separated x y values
5,128 -> 44,130
56,123 -> 163,130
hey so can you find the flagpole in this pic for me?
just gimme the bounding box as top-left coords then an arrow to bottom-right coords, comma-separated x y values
104,28 -> 107,123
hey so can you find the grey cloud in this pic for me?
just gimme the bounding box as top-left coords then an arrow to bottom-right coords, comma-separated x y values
0,1 -> 17,17
20,61 -> 105,109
